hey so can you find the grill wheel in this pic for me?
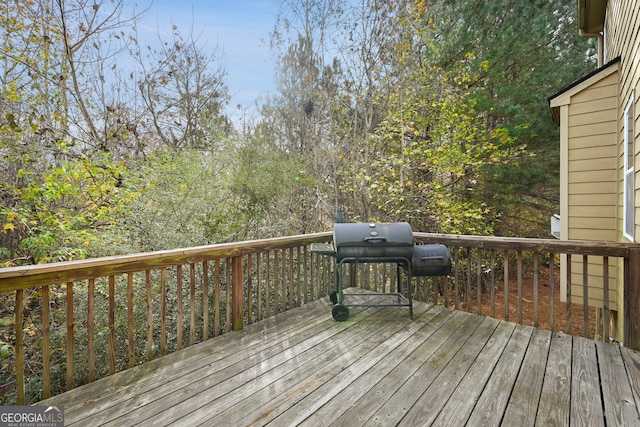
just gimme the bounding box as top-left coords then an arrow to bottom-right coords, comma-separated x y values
332,304 -> 350,322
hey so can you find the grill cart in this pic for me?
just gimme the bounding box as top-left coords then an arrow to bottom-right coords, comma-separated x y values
312,222 -> 451,321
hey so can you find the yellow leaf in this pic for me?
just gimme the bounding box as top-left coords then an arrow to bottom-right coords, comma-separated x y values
3,223 -> 15,231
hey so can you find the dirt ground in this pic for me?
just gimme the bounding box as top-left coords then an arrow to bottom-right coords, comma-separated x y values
440,270 -> 600,339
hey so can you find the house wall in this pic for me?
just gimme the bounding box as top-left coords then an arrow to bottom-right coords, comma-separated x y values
603,0 -> 640,339
605,1 -> 640,240
566,71 -> 620,310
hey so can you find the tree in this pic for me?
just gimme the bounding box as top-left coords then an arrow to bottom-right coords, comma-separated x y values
263,0 -> 348,232
421,0 -> 596,235
134,25 -> 232,151
0,0 -> 234,264
364,0 -> 595,236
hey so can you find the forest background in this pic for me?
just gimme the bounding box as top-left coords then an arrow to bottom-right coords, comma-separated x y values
0,0 -> 596,267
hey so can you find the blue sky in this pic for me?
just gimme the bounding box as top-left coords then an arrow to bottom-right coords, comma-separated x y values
139,1 -> 280,118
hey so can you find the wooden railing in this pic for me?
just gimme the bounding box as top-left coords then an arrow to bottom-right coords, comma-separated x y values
0,233 -> 335,405
413,233 -> 640,349
1,231 -> 640,405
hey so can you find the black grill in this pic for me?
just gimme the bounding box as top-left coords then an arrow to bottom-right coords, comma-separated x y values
334,222 -> 414,262
312,221 -> 451,321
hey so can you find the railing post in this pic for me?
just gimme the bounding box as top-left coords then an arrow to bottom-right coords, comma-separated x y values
232,255 -> 244,331
624,248 -> 640,350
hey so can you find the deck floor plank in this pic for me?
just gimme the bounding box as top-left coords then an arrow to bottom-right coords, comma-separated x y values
311,309 -> 469,427
54,298 -> 335,422
37,289 -> 640,427
465,324 -> 534,426
570,337 -> 604,426
185,304 -> 432,425
105,305 -> 396,426
536,332 -> 572,426
361,313 -> 486,426
621,346 -> 640,419
596,340 -> 640,426
259,304 -> 446,427
83,302 -> 355,426
400,316 -> 502,426
427,320 -> 516,426
500,327 -> 552,427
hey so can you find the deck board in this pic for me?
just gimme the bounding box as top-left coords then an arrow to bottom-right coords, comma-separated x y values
39,289 -> 640,426
571,337 -> 604,426
597,340 -> 640,426
500,328 -> 551,426
429,320 -> 516,426
537,332 -> 572,426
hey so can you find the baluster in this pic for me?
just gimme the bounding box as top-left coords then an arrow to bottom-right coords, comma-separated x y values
42,285 -> 51,398
490,249 -> 496,318
257,252 -> 263,320
477,248 -> 483,315
603,256 -> 610,341
503,250 -> 509,322
66,282 -> 74,390
214,258 -> 221,336
226,259 -> 232,331
466,248 -> 472,312
247,253 -> 253,325
189,263 -> 196,346
549,253 -> 556,331
160,269 -> 167,356
127,273 -> 135,365
88,279 -> 95,381
146,270 -> 153,361
288,247 -> 294,309
203,261 -> 209,341
583,255 -> 589,337
274,251 -> 280,314
232,255 -> 244,331
266,251 -> 271,317
517,251 -> 523,324
176,266 -> 183,351
453,247 -> 460,310
303,246 -> 308,305
16,289 -> 24,404
565,254 -> 571,335
533,252 -> 539,328
109,276 -> 116,374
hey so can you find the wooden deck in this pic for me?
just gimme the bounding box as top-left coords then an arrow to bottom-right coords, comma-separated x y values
40,289 -> 640,426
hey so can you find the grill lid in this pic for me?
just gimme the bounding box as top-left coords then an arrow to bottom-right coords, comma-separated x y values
333,222 -> 414,248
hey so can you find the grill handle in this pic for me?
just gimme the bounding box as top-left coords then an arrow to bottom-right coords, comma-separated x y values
363,237 -> 387,244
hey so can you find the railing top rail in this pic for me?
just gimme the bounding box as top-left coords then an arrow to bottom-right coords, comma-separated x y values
3,231 -> 638,293
415,232 -> 640,257
0,232 -> 333,292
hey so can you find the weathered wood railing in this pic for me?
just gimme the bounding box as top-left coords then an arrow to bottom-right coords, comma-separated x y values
413,233 -> 640,349
2,232 -> 640,405
0,233 -> 335,405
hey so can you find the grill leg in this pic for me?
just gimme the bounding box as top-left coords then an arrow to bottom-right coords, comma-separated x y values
336,262 -> 344,304
408,271 -> 413,319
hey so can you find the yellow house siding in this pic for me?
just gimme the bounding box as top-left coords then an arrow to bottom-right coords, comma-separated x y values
603,0 -> 640,339
605,0 -> 640,106
570,96 -> 617,115
561,67 -> 619,310
568,205 -> 616,218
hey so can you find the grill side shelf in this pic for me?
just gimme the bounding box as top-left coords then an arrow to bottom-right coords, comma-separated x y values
310,242 -> 336,257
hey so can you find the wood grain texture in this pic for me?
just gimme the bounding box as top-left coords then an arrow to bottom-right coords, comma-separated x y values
37,291 -> 640,426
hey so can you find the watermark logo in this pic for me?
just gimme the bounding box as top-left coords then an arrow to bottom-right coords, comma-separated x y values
0,406 -> 64,427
